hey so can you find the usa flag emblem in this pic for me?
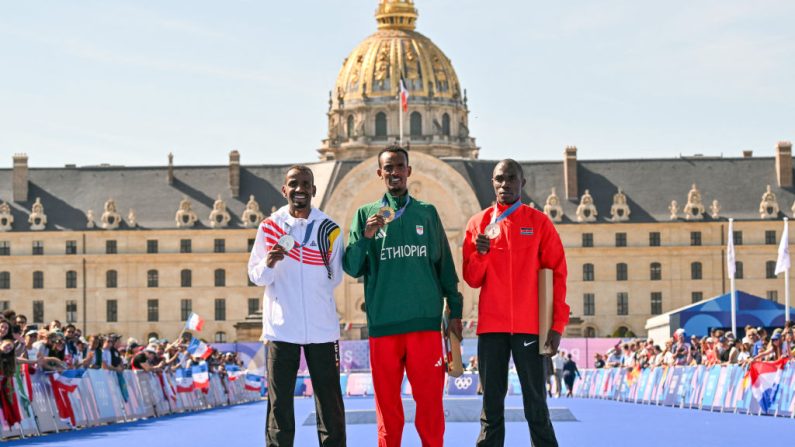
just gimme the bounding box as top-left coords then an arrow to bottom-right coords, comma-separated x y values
520,227 -> 534,236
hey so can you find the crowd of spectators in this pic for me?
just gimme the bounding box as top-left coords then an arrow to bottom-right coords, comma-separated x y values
594,321 -> 795,370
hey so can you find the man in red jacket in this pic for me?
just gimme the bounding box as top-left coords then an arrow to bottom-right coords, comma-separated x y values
463,159 -> 569,447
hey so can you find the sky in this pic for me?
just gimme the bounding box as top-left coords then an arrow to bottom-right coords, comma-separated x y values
1,0 -> 794,168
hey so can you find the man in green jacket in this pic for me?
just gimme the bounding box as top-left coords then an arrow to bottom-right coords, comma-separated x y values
343,145 -> 463,447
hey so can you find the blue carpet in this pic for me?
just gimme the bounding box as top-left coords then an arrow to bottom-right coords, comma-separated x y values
6,397 -> 794,446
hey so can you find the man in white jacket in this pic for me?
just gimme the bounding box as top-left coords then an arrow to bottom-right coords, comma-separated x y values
248,165 -> 346,447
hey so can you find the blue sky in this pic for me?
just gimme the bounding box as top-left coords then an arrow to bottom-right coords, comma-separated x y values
1,0 -> 794,167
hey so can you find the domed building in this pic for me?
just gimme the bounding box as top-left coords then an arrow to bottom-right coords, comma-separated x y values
318,0 -> 479,160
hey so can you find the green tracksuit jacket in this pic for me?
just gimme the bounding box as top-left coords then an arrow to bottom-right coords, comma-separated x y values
343,193 -> 463,337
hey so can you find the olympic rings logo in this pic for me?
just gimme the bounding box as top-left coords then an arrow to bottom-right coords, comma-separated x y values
454,376 -> 473,389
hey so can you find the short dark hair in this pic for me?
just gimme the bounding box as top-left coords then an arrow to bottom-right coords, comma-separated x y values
495,158 -> 524,179
284,165 -> 314,183
377,144 -> 409,168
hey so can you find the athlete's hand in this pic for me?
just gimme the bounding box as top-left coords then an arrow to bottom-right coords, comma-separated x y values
475,234 -> 490,254
265,245 -> 286,268
363,214 -> 385,239
447,318 -> 463,341
544,329 -> 562,356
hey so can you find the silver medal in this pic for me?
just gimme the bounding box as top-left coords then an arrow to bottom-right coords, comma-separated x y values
277,234 -> 295,251
485,223 -> 501,239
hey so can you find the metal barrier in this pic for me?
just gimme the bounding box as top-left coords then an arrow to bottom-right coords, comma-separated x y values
0,369 -> 263,440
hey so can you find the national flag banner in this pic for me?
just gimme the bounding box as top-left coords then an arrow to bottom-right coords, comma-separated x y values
399,77 -> 409,112
192,363 -> 210,390
160,371 -> 177,402
465,320 -> 475,330
775,219 -> 790,275
226,365 -> 245,381
52,368 -> 86,393
343,322 -> 353,332
175,367 -> 194,393
187,337 -> 212,360
245,373 -> 263,392
726,219 -> 736,278
185,312 -> 205,331
746,358 -> 789,413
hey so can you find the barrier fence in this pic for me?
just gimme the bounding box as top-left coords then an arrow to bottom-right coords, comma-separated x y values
0,369 -> 263,440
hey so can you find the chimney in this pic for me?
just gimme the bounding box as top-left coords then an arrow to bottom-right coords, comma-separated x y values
775,141 -> 792,188
167,153 -> 174,185
12,153 -> 28,202
742,150 -> 753,158
229,150 -> 240,198
563,146 -> 578,200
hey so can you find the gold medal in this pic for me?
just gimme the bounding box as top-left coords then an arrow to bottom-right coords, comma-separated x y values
277,234 -> 295,251
377,206 -> 395,223
485,223 -> 501,239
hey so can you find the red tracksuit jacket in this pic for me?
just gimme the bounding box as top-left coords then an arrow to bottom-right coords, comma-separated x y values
463,203 -> 570,335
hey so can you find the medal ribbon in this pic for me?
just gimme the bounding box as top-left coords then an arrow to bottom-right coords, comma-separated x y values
490,200 -> 522,225
381,195 -> 411,221
300,221 -> 315,247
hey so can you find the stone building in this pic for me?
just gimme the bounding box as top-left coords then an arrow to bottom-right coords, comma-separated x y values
1,0 -> 793,342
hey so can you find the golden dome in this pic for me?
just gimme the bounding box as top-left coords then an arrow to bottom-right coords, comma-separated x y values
334,0 -> 461,103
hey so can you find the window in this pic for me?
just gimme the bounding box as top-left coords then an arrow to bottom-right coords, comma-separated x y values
214,239 -> 225,253
33,301 -> 44,323
733,231 -> 743,246
180,239 -> 192,253
346,115 -> 354,139
181,269 -> 192,287
650,262 -> 662,281
32,241 -> 44,255
33,271 -> 44,289
735,261 -> 744,279
107,300 -> 118,322
690,232 -> 702,246
410,111 -> 422,136
649,232 -> 661,247
65,270 -> 77,289
691,262 -> 702,280
616,263 -> 628,281
147,332 -> 159,341
584,327 -> 597,338
651,292 -> 662,315
66,300 -> 77,323
215,332 -> 227,343
691,292 -> 703,303
0,272 -> 9,289
0,301 -> 8,311
106,240 -> 117,254
65,240 -> 77,255
766,261 -> 777,279
583,263 -> 595,281
617,292 -> 629,316
767,290 -> 779,302
248,298 -> 260,316
180,300 -> 192,321
147,299 -> 159,322
765,230 -> 777,245
147,269 -> 159,288
215,298 -> 226,321
615,233 -> 627,247
0,241 -> 9,256
582,233 -> 593,247
442,113 -> 450,136
375,112 -> 387,138
248,238 -> 255,252
214,269 -> 226,287
583,293 -> 595,316
106,270 -> 118,288
147,240 -> 159,254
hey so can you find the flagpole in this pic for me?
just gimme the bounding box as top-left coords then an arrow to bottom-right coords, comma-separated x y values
728,218 -> 737,336
785,218 -> 791,323
398,92 -> 403,146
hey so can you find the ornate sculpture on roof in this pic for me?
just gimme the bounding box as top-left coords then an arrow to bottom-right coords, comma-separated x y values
575,190 -> 597,223
610,188 -> 631,222
101,198 -> 122,230
0,201 -> 13,231
669,200 -> 679,220
86,209 -> 95,229
28,197 -> 47,231
710,200 -> 721,219
175,197 -> 198,228
759,185 -> 779,219
241,195 -> 265,228
683,183 -> 705,220
127,209 -> 138,228
209,195 -> 231,229
544,188 -> 563,223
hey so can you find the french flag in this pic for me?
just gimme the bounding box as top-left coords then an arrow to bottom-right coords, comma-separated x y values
175,367 -> 194,393
226,365 -> 245,382
187,337 -> 212,360
185,312 -> 205,332
52,369 -> 86,393
245,373 -> 263,392
399,77 -> 409,112
746,358 -> 789,412
192,363 -> 210,390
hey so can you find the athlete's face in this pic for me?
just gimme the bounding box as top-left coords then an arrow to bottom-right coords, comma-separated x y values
377,151 -> 411,196
492,162 -> 525,205
282,169 -> 316,211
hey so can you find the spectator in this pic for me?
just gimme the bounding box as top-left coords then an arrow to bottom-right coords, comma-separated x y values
753,332 -> 782,361
562,354 -> 580,398
606,346 -> 623,368
593,353 -> 605,369
551,351 -> 566,398
465,355 -> 478,373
